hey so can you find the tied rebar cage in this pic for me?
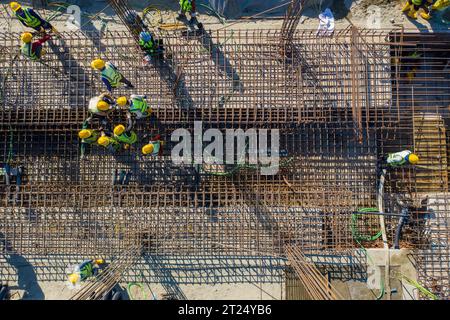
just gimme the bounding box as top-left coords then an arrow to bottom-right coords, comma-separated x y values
0,28 -> 449,296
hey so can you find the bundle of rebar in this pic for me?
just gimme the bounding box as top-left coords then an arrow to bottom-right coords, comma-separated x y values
285,245 -> 343,300
69,243 -> 142,300
280,0 -> 306,44
108,0 -> 146,42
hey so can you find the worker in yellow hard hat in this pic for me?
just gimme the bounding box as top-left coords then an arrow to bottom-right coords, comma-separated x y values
78,126 -> 101,159
97,134 -> 121,153
67,259 -> 105,288
402,0 -> 434,20
10,2 -> 58,33
91,59 -> 134,92
386,150 -> 419,168
85,92 -> 115,130
113,122 -> 138,150
142,134 -> 164,157
20,32 -> 51,61
116,95 -> 152,120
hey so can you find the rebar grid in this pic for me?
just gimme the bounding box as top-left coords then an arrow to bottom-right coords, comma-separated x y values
0,29 -> 449,294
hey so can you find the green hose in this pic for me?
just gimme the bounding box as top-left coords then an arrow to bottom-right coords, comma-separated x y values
351,207 -> 384,300
127,282 -> 147,300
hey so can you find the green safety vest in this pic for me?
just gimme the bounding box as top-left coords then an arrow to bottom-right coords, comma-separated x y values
82,131 -> 99,144
101,64 -> 122,88
412,0 -> 423,5
180,0 -> 193,12
79,260 -> 95,280
20,43 -> 38,60
16,8 -> 41,28
387,151 -> 410,167
149,140 -> 161,156
115,131 -> 138,145
130,97 -> 150,116
139,38 -> 155,53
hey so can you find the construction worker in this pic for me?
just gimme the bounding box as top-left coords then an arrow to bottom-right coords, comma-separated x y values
402,0 -> 434,20
113,119 -> 138,150
139,31 -> 163,63
91,59 -> 134,92
9,2 -> 58,33
97,134 -> 121,153
142,135 -> 164,157
67,259 -> 105,287
20,32 -> 51,61
178,0 -> 202,28
78,125 -> 100,159
88,92 -> 115,117
386,150 -> 419,168
116,95 -> 152,120
431,0 -> 450,11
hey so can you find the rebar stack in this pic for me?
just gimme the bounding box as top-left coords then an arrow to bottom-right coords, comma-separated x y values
0,28 -> 449,297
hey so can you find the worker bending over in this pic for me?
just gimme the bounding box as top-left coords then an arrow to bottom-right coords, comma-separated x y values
139,31 -> 163,63
10,2 -> 58,33
385,150 -> 419,168
116,95 -> 152,120
67,259 -> 105,287
78,122 -> 101,160
20,32 -> 51,61
113,115 -> 138,150
97,134 -> 121,154
402,0 -> 434,19
142,135 -> 164,157
88,92 -> 115,117
91,59 -> 134,92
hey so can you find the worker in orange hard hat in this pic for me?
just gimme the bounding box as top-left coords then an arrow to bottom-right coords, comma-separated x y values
10,2 -> 58,33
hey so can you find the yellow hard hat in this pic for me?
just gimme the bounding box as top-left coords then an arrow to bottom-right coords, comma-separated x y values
94,259 -> 104,265
116,96 -> 128,107
78,129 -> 92,139
97,100 -> 110,111
97,136 -> 110,147
91,59 -> 105,70
408,153 -> 419,165
68,273 -> 79,285
10,2 -> 21,12
21,32 -> 32,43
114,124 -> 125,136
142,144 -> 154,155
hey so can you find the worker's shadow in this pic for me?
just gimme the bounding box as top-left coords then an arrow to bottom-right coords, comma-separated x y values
80,20 -> 107,54
196,31 -> 244,96
143,255 -> 187,300
0,232 -> 45,300
45,36 -> 94,109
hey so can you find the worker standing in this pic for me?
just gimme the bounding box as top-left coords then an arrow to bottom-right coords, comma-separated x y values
20,32 -> 51,61
91,59 -> 134,92
116,95 -> 152,120
402,0 -> 434,19
67,259 -> 105,287
142,135 -> 164,157
385,150 -> 419,168
177,0 -> 203,29
10,2 -> 58,33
